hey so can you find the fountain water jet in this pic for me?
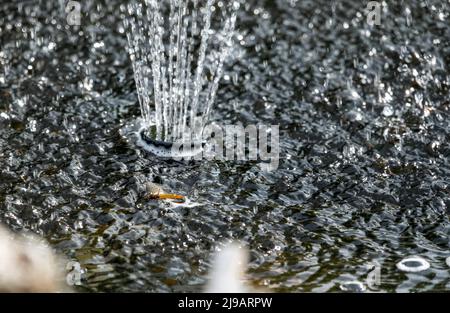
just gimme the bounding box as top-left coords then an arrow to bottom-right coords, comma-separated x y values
123,0 -> 238,157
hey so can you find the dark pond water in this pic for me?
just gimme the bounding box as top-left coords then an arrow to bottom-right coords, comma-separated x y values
0,0 -> 449,292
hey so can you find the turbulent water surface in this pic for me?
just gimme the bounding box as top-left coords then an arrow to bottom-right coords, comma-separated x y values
0,0 -> 450,292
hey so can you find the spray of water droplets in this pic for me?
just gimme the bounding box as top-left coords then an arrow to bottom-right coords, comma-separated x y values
123,0 -> 238,142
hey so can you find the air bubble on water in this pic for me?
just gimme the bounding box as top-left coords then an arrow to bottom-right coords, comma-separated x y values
396,256 -> 430,273
340,281 -> 366,293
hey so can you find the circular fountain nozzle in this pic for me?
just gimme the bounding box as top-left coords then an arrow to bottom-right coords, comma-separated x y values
136,127 -> 205,158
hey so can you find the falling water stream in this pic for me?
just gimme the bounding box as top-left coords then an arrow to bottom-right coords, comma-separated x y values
124,0 -> 237,145
0,0 -> 449,292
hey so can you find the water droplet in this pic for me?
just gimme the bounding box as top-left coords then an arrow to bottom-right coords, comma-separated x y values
382,105 -> 394,117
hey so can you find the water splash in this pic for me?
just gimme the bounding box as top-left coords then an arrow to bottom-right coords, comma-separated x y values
123,0 -> 238,145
